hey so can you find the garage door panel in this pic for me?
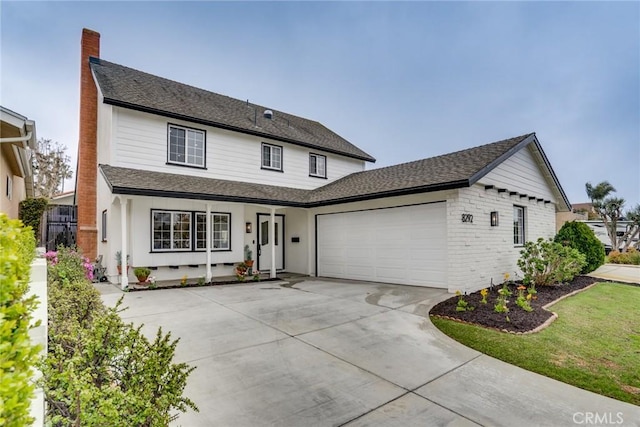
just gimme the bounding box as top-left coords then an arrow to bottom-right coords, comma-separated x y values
317,203 -> 447,288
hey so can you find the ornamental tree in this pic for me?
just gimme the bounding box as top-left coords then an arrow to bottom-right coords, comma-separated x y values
585,181 -> 639,252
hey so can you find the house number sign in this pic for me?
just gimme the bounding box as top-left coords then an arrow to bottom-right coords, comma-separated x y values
461,214 -> 474,223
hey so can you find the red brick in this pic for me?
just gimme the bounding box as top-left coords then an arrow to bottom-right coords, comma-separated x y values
76,28 -> 100,259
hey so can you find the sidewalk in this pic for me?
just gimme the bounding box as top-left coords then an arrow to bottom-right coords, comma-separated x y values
589,264 -> 640,284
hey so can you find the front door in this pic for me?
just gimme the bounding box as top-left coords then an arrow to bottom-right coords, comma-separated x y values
257,214 -> 284,271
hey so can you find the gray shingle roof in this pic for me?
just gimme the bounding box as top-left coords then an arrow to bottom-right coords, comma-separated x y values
100,133 -> 564,208
306,133 -> 534,204
99,165 -> 310,207
89,57 -> 375,162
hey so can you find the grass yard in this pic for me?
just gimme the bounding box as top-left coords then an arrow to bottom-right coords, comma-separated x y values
431,282 -> 640,405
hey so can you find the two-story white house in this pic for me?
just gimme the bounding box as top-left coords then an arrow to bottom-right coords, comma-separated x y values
77,29 -> 571,293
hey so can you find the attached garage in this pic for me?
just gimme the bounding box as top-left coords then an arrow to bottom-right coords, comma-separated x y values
316,202 -> 448,288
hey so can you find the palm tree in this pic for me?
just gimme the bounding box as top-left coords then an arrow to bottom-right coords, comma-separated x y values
585,181 -> 623,250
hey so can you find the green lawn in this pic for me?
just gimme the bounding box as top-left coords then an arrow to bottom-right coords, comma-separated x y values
432,282 -> 640,405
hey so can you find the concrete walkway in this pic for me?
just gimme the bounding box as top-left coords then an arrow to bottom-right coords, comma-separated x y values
589,263 -> 640,284
97,279 -> 640,426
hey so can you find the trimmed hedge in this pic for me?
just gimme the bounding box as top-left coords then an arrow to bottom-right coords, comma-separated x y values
18,198 -> 48,244
42,247 -> 198,425
555,221 -> 605,273
0,213 -> 39,426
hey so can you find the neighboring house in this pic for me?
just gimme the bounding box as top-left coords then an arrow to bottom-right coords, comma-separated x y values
0,106 -> 36,219
77,29 -> 571,293
556,202 -> 591,231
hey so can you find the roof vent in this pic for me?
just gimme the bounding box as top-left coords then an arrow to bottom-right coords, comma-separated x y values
263,109 -> 273,119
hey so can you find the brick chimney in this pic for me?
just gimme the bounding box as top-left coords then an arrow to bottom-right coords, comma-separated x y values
76,28 -> 100,259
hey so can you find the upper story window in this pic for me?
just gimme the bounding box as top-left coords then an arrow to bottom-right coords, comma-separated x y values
168,124 -> 205,168
513,206 -> 525,246
262,143 -> 282,171
309,153 -> 327,178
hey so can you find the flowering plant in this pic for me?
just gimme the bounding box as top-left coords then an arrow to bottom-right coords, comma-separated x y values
480,288 -> 488,304
45,248 -> 94,281
516,285 -> 533,312
146,276 -> 157,289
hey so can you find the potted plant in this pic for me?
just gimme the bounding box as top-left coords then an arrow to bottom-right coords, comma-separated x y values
235,262 -> 248,281
244,244 -> 254,269
115,251 -> 130,275
134,266 -> 151,283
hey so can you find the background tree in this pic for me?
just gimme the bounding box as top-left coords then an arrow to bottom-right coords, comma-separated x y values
621,205 -> 640,252
31,138 -> 73,198
585,181 -> 639,252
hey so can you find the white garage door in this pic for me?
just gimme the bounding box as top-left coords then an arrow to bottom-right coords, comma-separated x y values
317,203 -> 447,288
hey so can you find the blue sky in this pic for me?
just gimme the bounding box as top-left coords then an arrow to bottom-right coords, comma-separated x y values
2,1 -> 638,207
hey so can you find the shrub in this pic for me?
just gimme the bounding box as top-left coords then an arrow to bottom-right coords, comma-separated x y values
133,266 -> 151,278
45,246 -> 94,285
42,246 -> 198,425
555,221 -> 605,273
517,238 -> 586,286
18,197 -> 48,242
0,213 -> 39,426
608,248 -> 640,265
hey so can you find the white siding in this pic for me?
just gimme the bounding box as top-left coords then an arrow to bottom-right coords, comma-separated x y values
102,194 -> 247,281
479,145 -> 557,202
242,205 -> 310,275
446,185 -> 557,294
95,90 -> 113,165
110,108 -> 365,189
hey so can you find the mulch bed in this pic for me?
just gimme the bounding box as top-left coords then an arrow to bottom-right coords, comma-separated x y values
429,276 -> 620,333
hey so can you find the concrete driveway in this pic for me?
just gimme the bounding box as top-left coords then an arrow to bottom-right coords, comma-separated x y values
98,279 -> 640,427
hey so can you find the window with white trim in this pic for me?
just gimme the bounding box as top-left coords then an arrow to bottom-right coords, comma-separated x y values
195,212 -> 230,250
309,153 -> 326,178
168,125 -> 205,168
152,210 -> 191,251
262,143 -> 282,171
513,206 -> 525,245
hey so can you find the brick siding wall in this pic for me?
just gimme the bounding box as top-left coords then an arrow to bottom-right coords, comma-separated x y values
76,29 -> 100,259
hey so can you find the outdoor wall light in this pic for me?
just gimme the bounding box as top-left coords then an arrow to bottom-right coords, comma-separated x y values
245,222 -> 252,233
490,211 -> 499,227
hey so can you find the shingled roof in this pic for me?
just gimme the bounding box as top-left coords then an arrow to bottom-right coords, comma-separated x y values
100,132 -> 570,210
89,57 -> 375,162
99,164 -> 309,207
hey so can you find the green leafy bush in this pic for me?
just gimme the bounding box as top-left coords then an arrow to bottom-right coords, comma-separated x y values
42,248 -> 198,425
517,238 -> 586,286
18,197 -> 48,241
0,213 -> 39,426
555,221 -> 605,273
45,247 -> 94,284
608,248 -> 640,265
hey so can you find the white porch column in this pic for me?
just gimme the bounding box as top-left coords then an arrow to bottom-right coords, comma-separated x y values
205,203 -> 212,282
270,207 -> 276,279
119,196 -> 129,290
307,209 -> 314,276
